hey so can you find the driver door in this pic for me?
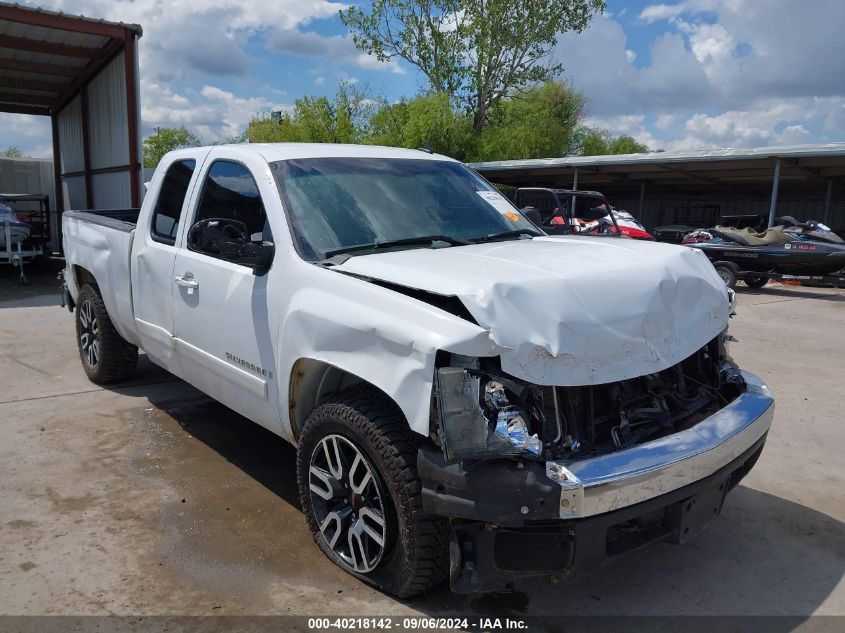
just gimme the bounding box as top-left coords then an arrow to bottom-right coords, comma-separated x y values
171,158 -> 280,430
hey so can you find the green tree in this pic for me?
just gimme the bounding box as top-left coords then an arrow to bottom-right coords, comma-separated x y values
576,127 -> 648,155
142,127 -> 200,167
1,146 -> 25,158
340,0 -> 605,135
473,81 -> 584,161
248,82 -> 372,144
367,92 -> 474,158
608,135 -> 649,155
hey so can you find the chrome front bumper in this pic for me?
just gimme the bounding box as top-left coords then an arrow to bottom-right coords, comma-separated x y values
546,371 -> 774,519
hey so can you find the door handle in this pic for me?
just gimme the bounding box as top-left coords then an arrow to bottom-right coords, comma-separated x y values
174,272 -> 199,294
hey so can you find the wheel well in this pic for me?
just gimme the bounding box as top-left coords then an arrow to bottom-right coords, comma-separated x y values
288,359 -> 399,443
73,265 -> 97,289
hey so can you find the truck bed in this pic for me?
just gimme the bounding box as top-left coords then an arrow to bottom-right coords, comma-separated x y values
62,209 -> 141,347
64,208 -> 141,231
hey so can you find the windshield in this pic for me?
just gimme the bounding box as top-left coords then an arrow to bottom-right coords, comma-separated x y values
271,157 -> 541,261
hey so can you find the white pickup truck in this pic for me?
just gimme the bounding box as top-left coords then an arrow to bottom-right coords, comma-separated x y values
61,144 -> 774,596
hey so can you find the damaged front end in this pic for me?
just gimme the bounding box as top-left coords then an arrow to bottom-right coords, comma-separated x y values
420,331 -> 773,593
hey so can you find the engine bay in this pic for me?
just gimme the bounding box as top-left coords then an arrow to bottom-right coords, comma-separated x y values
433,333 -> 746,464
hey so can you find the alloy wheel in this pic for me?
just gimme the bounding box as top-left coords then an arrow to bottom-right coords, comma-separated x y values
78,300 -> 100,368
308,434 -> 388,573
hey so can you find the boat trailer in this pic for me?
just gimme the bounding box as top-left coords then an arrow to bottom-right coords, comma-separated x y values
710,259 -> 845,290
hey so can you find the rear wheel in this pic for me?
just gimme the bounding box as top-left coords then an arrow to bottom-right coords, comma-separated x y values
714,264 -> 737,290
297,388 -> 448,597
744,274 -> 768,288
75,284 -> 138,384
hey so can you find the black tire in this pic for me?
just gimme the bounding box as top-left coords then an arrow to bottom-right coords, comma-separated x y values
297,388 -> 448,598
75,283 -> 138,384
714,264 -> 737,290
744,274 -> 768,288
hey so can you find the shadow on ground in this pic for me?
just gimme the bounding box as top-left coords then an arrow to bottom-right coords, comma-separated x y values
0,255 -> 65,308
120,391 -> 844,621
735,284 -> 844,302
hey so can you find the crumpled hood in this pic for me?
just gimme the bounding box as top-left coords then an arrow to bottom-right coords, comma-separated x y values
336,236 -> 730,385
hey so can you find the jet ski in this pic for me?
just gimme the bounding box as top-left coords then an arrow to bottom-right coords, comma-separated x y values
595,209 -> 654,240
0,197 -> 32,248
683,218 -> 845,278
779,215 -> 844,245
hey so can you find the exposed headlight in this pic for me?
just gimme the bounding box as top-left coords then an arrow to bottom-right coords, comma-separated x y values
436,367 -> 541,463
727,287 -> 737,316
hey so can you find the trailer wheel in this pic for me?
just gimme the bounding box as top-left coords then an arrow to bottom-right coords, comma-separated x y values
714,264 -> 737,289
297,388 -> 448,598
744,274 -> 768,289
75,284 -> 138,384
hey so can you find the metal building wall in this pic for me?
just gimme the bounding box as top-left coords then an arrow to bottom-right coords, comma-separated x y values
54,46 -> 141,218
57,94 -> 85,212
87,51 -> 130,198
610,189 -> 845,232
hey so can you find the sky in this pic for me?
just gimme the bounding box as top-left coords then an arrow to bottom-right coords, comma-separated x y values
3,0 -> 845,158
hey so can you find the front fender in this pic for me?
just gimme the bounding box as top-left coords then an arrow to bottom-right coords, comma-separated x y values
278,267 -> 504,438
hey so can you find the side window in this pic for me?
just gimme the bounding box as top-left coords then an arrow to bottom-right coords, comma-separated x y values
188,161 -> 273,260
150,159 -> 196,244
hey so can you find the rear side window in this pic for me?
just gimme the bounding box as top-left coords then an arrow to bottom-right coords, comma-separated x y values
150,159 -> 196,244
193,160 -> 271,243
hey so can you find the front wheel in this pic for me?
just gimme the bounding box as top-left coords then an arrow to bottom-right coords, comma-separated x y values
296,389 -> 448,597
75,284 -> 138,384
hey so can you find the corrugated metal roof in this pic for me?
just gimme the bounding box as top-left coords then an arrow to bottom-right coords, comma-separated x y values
0,2 -> 141,37
470,142 -> 845,191
0,1 -> 141,115
470,142 -> 845,172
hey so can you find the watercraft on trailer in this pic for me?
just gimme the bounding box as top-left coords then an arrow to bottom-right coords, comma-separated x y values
683,218 -> 845,288
0,195 -> 43,284
0,197 -> 31,247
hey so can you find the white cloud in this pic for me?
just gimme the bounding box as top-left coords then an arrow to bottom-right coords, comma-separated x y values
647,96 -> 845,151
554,2 -> 845,151
639,0 -> 721,24
268,29 -> 405,75
29,1 -> 348,81
140,83 -> 288,142
19,0 -> 398,146
0,114 -> 52,158
553,19 -> 711,118
655,113 -> 676,130
582,114 -> 662,151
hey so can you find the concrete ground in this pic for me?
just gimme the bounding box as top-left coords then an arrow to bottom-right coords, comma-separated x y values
0,258 -> 843,619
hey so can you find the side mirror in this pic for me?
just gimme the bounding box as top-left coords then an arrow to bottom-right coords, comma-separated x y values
187,217 -> 248,256
187,217 -> 274,275
238,241 -> 275,276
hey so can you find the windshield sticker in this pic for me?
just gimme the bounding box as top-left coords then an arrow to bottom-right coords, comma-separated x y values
477,190 -> 521,221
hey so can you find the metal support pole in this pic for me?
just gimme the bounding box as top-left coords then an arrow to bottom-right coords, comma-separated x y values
570,167 -> 579,216
50,112 -> 64,254
767,158 -> 782,228
823,179 -> 833,225
80,85 -> 93,209
638,181 -> 646,219
124,32 -> 141,208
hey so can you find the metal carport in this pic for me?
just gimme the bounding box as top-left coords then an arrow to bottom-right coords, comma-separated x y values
470,143 -> 845,233
0,1 -> 142,250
